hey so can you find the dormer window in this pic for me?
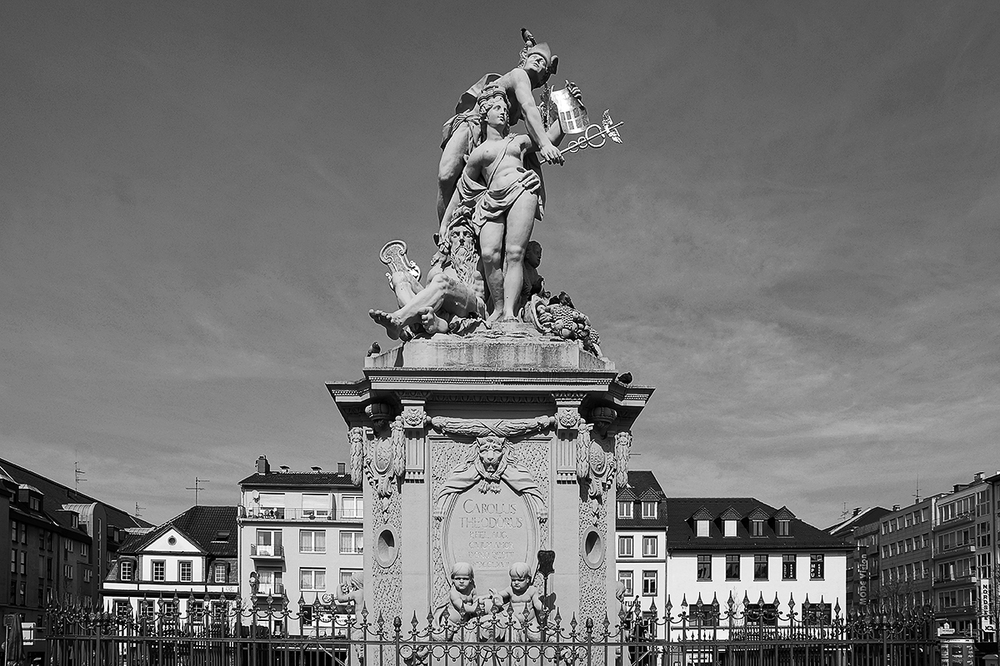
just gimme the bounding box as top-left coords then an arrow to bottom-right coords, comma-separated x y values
693,507 -> 714,537
120,560 -> 134,581
720,507 -> 741,537
751,519 -> 765,537
641,501 -> 657,519
774,507 -> 795,537
617,501 -> 633,519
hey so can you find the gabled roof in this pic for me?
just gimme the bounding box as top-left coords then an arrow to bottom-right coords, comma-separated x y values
692,507 -> 714,520
119,506 -> 238,558
774,506 -> 795,520
617,471 -> 667,529
664,497 -> 850,551
719,507 -> 742,520
618,487 -> 637,501
638,487 -> 664,501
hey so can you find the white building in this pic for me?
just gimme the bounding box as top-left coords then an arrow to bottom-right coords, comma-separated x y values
662,496 -> 849,628
102,505 -> 238,631
615,471 -> 667,628
237,456 -> 363,636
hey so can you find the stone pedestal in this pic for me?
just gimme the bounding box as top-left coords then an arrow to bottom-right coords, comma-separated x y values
328,323 -> 653,625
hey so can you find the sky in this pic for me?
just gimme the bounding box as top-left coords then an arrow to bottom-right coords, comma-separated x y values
2,1 -> 999,528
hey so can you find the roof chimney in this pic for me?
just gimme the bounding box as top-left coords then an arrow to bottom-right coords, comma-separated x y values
974,471 -> 985,483
311,466 -> 322,472
279,465 -> 290,473
852,507 -> 861,517
892,504 -> 900,511
256,455 -> 270,475
337,462 -> 346,475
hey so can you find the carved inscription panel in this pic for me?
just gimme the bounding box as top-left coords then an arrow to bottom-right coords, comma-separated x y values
441,483 -> 538,594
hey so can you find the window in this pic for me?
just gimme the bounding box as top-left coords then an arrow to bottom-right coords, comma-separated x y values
82,543 -> 89,558
152,560 -> 166,582
617,501 -> 633,519
618,571 -> 634,596
300,530 -> 327,553
809,554 -> 824,580
189,600 -> 205,624
746,603 -> 778,626
300,568 -> 327,591
641,501 -> 657,519
751,519 -> 764,537
213,563 -> 227,583
302,494 -> 331,519
777,519 -> 790,536
139,600 -> 155,621
9,521 -> 16,543
641,570 -> 657,596
255,529 -> 283,556
688,603 -> 719,626
179,560 -> 193,583
802,603 -> 832,626
114,600 -> 132,619
697,555 -> 712,581
120,560 -> 134,581
9,551 -> 15,574
83,569 -> 91,583
642,536 -> 657,557
66,539 -> 75,553
63,564 -> 74,580
725,554 -> 740,580
696,520 -> 710,537
754,554 -> 768,580
782,554 -> 796,580
618,536 -> 634,558
18,552 -> 25,575
724,520 -> 737,537
258,493 -> 285,519
341,495 -> 363,519
340,531 -> 364,554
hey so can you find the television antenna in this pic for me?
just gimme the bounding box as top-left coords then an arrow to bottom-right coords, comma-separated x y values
74,462 -> 87,491
186,477 -> 210,505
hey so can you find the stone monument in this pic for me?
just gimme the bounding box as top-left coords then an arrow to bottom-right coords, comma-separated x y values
328,28 -> 646,631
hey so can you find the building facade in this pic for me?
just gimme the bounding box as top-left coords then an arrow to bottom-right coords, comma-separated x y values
877,498 -> 937,614
237,456 -> 362,636
662,497 -> 850,628
102,505 -> 239,631
615,471 -> 667,627
1,458 -> 151,629
826,506 -> 891,613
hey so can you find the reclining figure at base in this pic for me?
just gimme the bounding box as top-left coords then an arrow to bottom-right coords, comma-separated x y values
369,219 -> 488,341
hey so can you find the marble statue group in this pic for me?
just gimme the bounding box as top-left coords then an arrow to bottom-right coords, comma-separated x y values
369,29 -> 608,353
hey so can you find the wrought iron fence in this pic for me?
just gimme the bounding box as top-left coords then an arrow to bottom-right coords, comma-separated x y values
41,595 -> 939,666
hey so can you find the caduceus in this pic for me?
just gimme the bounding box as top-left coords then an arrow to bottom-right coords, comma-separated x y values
560,110 -> 624,156
547,82 -> 624,157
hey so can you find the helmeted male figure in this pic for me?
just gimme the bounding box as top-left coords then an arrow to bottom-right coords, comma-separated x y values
437,33 -> 564,230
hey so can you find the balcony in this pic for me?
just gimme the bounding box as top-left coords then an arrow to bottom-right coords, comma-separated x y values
255,583 -> 285,598
250,544 -> 285,560
933,512 -> 974,531
933,575 -> 976,587
239,507 -> 362,522
933,544 -> 975,559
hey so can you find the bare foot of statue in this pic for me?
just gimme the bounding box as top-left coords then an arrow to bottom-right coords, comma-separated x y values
369,309 -> 402,340
419,307 -> 449,335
